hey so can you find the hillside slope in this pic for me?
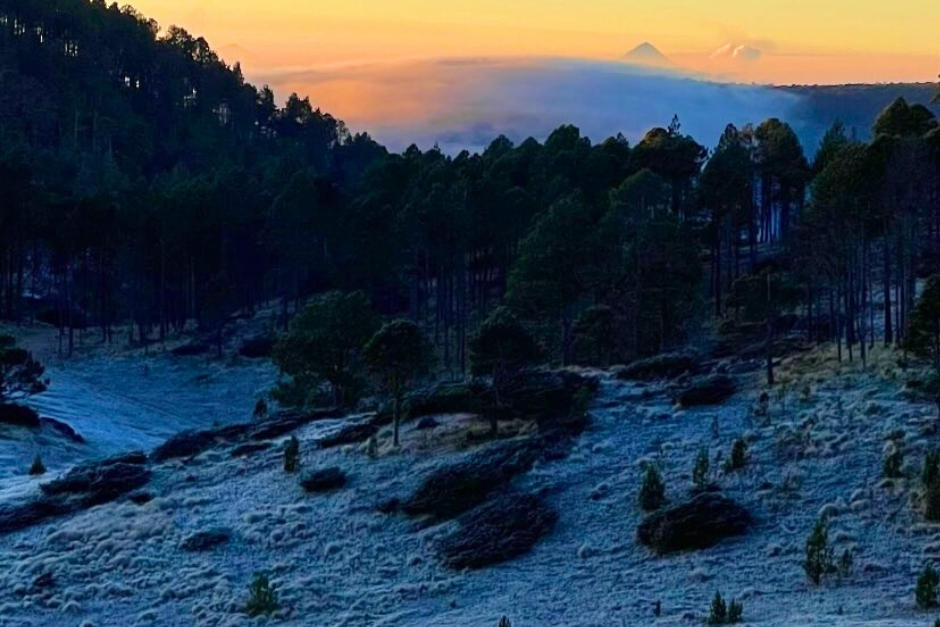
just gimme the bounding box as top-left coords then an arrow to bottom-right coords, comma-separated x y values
0,346 -> 937,625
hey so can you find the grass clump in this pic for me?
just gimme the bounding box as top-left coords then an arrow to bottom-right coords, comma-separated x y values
245,572 -> 278,617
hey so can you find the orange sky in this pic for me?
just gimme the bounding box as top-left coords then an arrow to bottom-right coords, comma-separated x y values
126,0 -> 938,143
130,0 -> 938,84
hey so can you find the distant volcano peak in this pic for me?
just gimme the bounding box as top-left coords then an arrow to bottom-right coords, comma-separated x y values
623,42 -> 672,67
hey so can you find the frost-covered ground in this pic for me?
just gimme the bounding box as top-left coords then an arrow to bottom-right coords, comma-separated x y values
0,324 -> 276,497
1,343 -> 940,626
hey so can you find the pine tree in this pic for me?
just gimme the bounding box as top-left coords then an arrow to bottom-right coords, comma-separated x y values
804,517 -> 835,585
639,465 -> 666,511
917,563 -> 939,609
283,436 -> 300,473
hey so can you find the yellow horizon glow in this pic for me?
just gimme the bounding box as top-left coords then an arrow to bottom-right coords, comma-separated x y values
127,0 -> 939,136
130,0 -> 939,83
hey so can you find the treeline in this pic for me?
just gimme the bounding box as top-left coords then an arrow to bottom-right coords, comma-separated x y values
1,0 -> 938,375
0,0 -> 384,353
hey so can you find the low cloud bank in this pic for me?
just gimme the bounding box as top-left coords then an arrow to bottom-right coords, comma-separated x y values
256,57 -> 908,155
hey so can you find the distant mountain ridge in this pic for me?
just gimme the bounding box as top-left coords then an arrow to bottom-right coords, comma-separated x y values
623,42 -> 673,68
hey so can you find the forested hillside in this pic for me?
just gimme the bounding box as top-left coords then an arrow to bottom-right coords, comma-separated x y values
1,0 -> 939,384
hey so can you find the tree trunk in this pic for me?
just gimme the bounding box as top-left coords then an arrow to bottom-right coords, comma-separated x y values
393,392 -> 402,447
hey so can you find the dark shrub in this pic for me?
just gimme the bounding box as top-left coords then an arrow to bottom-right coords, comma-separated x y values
617,352 -> 699,380
677,375 -> 736,407
170,342 -> 210,356
0,404 -> 40,428
637,493 -> 750,554
239,335 -> 274,359
300,467 -> 347,492
437,493 -> 557,569
180,528 -> 230,552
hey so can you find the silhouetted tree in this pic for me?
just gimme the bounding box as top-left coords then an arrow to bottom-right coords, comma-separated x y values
364,320 -> 433,446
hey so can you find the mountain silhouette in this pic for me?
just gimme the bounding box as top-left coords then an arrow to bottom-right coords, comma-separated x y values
623,42 -> 673,67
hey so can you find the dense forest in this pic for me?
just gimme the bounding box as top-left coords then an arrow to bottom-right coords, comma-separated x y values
1,0 -> 939,386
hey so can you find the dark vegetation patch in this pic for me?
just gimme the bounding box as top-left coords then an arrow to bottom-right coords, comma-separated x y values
230,442 -> 271,458
437,492 -> 557,569
300,467 -> 347,493
180,528 -> 230,551
40,451 -> 150,505
0,403 -> 39,428
615,352 -> 700,381
152,424 -> 253,461
152,408 -> 342,461
128,491 -> 153,505
402,429 -> 579,522
170,342 -> 211,357
39,417 -> 84,443
249,409 -> 341,441
637,493 -> 751,554
317,422 -> 378,449
0,452 -> 151,534
239,335 -> 275,359
0,498 -> 76,534
676,375 -> 737,407
384,369 -> 597,428
415,416 -> 440,430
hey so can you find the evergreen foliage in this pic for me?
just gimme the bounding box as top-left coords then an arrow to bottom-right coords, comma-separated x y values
28,454 -> 45,476
364,320 -> 433,446
692,447 -> 710,487
283,436 -> 300,473
0,336 -> 47,403
638,464 -> 666,511
917,563 -> 939,609
272,291 -> 379,407
469,307 -> 542,433
804,517 -> 836,585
